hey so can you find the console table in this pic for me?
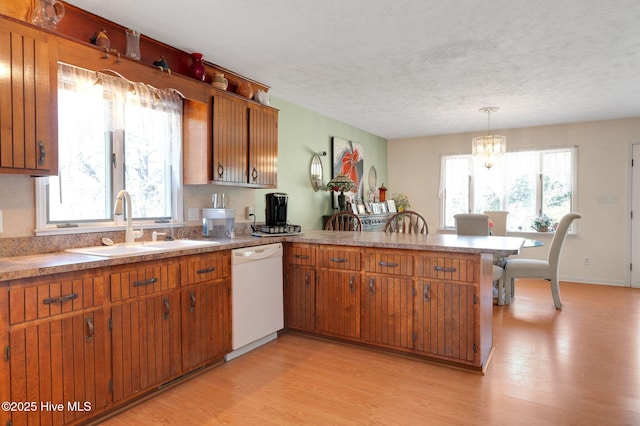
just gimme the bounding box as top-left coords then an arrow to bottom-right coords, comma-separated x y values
322,213 -> 394,231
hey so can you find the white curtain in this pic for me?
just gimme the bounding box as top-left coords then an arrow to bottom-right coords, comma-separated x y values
39,63 -> 183,227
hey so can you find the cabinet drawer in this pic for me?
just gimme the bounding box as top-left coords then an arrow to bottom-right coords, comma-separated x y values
365,251 -> 413,276
110,260 -> 179,302
286,244 -> 316,266
319,246 -> 360,271
9,272 -> 104,325
416,253 -> 476,283
183,251 -> 230,286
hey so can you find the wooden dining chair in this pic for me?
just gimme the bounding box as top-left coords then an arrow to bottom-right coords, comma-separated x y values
384,210 -> 428,234
503,212 -> 582,309
324,212 -> 362,231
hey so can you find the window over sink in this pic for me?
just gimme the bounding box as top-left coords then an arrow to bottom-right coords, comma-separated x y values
36,63 -> 183,234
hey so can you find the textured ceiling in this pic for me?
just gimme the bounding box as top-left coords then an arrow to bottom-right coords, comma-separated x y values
65,0 -> 640,140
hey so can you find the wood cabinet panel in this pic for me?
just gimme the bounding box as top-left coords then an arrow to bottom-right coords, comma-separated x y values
109,260 -> 179,302
110,291 -> 182,403
414,280 -> 476,363
364,251 -> 413,276
9,273 -> 104,324
181,280 -> 231,371
416,253 -> 476,283
362,275 -> 414,350
248,103 -> 278,187
212,91 -> 248,184
182,251 -> 230,286
284,265 -> 316,331
319,246 -> 361,271
286,244 -> 316,267
317,270 -> 360,339
0,19 -> 57,175
8,309 -> 108,425
183,99 -> 212,184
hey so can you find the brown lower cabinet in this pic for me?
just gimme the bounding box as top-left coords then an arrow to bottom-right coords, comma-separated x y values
1,251 -> 231,426
284,244 -> 491,371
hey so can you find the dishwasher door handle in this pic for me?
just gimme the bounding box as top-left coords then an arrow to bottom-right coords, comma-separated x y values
232,244 -> 282,263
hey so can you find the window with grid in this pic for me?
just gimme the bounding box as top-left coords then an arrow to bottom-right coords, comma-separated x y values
440,147 -> 576,231
36,63 -> 183,232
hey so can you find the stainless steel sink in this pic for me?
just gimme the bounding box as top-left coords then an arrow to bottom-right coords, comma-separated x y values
65,239 -> 220,258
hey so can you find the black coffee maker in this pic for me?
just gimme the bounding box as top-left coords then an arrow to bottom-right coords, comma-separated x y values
265,193 -> 288,226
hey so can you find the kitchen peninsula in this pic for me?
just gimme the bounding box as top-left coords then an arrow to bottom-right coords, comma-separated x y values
0,232 -> 523,425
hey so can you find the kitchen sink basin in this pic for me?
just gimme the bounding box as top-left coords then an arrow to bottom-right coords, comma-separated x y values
65,239 -> 220,258
143,239 -> 221,250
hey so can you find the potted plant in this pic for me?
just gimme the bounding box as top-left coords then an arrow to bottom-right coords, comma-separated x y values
531,214 -> 553,232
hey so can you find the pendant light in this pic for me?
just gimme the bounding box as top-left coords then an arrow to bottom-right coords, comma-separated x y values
472,107 -> 506,169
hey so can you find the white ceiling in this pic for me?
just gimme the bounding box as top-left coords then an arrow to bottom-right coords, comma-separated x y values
65,0 -> 640,140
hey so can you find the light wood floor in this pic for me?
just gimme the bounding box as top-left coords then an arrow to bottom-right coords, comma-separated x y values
102,280 -> 640,425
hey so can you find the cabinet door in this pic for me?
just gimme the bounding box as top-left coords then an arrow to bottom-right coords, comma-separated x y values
248,103 -> 278,187
414,280 -> 476,363
211,92 -> 248,184
362,275 -> 414,350
181,279 -> 231,372
0,20 -> 57,175
284,265 -> 316,331
183,99 -> 211,184
317,270 -> 360,339
9,310 -> 108,426
110,292 -> 182,403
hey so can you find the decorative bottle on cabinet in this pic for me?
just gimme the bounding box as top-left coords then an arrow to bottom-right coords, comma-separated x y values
211,72 -> 228,90
236,81 -> 254,99
188,53 -> 206,81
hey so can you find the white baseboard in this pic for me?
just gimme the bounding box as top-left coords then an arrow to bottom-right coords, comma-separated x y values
560,275 -> 628,287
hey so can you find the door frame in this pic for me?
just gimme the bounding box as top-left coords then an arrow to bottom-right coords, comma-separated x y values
630,142 -> 640,288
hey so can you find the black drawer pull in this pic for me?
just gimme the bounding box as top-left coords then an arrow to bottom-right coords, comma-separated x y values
197,266 -> 216,274
43,293 -> 78,305
378,261 -> 399,268
189,291 -> 196,312
330,257 -> 348,263
434,266 -> 457,273
295,254 -> 310,260
369,277 -> 375,295
133,277 -> 158,287
38,141 -> 46,166
163,298 -> 170,319
86,317 -> 94,342
424,284 -> 430,301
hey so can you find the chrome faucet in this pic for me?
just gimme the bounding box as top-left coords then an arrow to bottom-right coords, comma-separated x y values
114,190 -> 143,243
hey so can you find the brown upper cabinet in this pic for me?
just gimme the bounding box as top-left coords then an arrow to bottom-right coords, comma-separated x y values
0,18 -> 57,175
184,90 -> 278,188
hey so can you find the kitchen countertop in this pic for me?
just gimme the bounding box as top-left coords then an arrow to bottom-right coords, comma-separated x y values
0,232 -> 524,282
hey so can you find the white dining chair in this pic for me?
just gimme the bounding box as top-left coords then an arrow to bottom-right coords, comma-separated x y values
503,212 -> 582,309
454,213 -> 490,235
483,211 -> 509,236
454,213 -> 503,302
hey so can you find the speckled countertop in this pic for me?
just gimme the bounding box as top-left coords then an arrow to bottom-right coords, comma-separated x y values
0,231 -> 524,282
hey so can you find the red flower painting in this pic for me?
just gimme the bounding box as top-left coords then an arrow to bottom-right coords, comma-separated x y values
332,137 -> 364,198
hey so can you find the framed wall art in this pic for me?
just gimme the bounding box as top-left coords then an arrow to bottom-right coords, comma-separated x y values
332,136 -> 364,203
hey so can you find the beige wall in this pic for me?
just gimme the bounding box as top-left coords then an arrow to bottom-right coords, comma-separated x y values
388,117 -> 640,286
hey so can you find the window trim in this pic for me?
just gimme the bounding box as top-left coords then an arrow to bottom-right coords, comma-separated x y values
35,63 -> 185,236
440,146 -> 578,234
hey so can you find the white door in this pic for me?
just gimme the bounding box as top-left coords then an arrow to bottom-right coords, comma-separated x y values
632,144 -> 640,288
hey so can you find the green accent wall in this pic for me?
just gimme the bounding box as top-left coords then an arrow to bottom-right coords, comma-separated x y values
255,97 -> 388,230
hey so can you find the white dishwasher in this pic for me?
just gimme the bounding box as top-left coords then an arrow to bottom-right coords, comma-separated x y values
225,243 -> 284,361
